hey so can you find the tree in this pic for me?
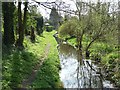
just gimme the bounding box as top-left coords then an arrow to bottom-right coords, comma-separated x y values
58,1 -> 115,63
49,7 -> 62,29
30,26 -> 35,43
35,16 -> 44,35
23,2 -> 28,35
27,4 -> 43,35
84,2 -> 115,58
2,2 -> 15,46
16,1 -> 28,47
15,1 -> 23,47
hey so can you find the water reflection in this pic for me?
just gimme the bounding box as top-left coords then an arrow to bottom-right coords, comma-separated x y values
58,43 -> 114,88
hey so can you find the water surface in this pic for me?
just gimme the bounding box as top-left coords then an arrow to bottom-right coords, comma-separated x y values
58,43 -> 114,88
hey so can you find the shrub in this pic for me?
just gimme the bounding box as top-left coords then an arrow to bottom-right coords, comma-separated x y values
58,18 -> 78,39
46,26 -> 53,32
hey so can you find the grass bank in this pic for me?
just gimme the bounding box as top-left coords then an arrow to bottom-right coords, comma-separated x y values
2,30 -> 62,89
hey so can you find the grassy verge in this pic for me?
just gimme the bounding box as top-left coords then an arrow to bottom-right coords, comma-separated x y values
2,46 -> 39,89
31,31 -> 63,88
2,30 -> 62,89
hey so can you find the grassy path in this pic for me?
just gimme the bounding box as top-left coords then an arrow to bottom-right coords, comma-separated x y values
2,31 -> 62,89
21,31 -> 62,88
21,43 -> 51,88
31,31 -> 63,88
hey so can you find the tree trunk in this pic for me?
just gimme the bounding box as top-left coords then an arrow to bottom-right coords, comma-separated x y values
85,39 -> 94,58
118,2 -> 120,46
15,2 -> 24,47
23,2 -> 28,35
30,26 -> 35,43
77,36 -> 83,65
85,33 -> 102,58
2,2 -> 15,46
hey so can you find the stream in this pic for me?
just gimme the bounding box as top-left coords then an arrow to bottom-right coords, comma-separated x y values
57,43 -> 114,88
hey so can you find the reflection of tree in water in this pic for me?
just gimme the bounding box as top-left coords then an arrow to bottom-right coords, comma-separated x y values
76,58 -> 103,88
58,43 -> 114,88
58,43 -> 77,58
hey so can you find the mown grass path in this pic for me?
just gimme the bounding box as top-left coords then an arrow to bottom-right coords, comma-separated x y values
21,43 -> 51,88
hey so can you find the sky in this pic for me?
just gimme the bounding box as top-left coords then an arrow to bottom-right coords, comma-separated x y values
27,0 -> 119,19
2,0 -> 118,19
34,0 -> 77,19
33,0 -> 118,19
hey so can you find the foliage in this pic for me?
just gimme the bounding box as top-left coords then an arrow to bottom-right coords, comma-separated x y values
36,16 -> 44,35
102,52 -> 119,65
58,17 -> 78,39
27,4 -> 44,35
27,13 -> 37,29
58,1 -> 117,60
2,31 -> 62,89
28,4 -> 38,17
2,1 -> 119,89
2,47 -> 38,89
101,51 -> 120,87
46,26 -> 54,32
49,7 -> 62,29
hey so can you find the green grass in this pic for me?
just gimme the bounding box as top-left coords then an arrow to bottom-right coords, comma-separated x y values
67,38 -> 76,46
32,55 -> 62,88
2,48 -> 39,89
31,31 -> 63,88
2,30 -> 62,89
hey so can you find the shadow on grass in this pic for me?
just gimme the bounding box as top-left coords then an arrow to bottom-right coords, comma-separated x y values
2,46 -> 39,89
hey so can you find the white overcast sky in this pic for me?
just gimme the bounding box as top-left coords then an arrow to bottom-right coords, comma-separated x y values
28,0 -> 119,19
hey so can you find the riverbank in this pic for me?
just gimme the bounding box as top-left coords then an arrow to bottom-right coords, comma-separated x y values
2,30 -> 63,89
64,37 -> 120,88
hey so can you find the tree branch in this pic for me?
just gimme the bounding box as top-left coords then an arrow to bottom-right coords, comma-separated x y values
32,0 -> 77,15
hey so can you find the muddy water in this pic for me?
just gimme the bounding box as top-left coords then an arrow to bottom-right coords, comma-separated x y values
57,43 -> 114,88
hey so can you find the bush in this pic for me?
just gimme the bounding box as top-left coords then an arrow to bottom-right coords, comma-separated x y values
90,53 -> 101,62
102,52 -> 120,87
58,18 -> 78,39
107,52 -> 118,64
46,26 -> 53,32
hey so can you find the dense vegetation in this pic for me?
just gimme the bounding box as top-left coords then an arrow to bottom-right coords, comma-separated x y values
58,1 -> 119,87
1,0 -> 120,89
2,1 -> 62,89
